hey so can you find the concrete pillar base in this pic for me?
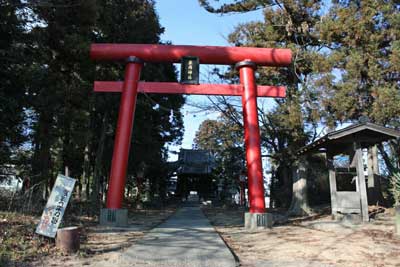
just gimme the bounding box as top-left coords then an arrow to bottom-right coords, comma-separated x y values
244,212 -> 273,230
333,213 -> 362,224
100,208 -> 128,227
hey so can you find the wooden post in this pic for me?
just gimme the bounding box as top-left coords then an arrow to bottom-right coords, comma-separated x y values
350,150 -> 360,192
354,142 -> 369,222
396,206 -> 400,236
327,152 -> 338,216
367,146 -> 383,205
367,147 -> 375,188
56,226 -> 80,253
372,145 -> 379,175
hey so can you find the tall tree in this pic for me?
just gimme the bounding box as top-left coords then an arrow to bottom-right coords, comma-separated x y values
27,0 -> 97,196
318,0 -> 400,176
318,0 -> 400,126
0,1 -> 28,171
200,0 -> 400,211
199,0 -> 328,210
92,0 -> 185,203
0,0 -> 185,209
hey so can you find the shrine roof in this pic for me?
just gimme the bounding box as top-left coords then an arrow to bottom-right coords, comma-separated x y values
177,149 -> 215,175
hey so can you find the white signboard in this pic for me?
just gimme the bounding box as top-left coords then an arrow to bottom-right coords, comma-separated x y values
36,174 -> 76,238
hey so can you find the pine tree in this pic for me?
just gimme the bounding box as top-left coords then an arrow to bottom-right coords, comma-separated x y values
199,0 -> 328,209
318,0 -> 400,126
0,0 -> 185,207
92,0 -> 185,203
318,0 -> 400,183
0,1 -> 28,170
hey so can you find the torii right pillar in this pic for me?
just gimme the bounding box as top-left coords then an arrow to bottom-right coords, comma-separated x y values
236,60 -> 272,230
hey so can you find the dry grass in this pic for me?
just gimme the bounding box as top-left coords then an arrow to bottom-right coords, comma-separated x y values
203,207 -> 400,267
0,205 -> 177,267
0,212 -> 55,267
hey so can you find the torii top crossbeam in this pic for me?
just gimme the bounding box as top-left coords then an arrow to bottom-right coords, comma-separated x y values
90,43 -> 292,66
91,43 -> 292,225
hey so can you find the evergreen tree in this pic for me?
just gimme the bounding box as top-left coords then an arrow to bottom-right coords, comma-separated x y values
318,0 -> 400,177
318,0 -> 400,126
92,0 -> 185,203
199,0 -> 328,209
0,1 -> 28,170
0,0 -> 185,209
27,0 -> 97,194
199,0 -> 400,209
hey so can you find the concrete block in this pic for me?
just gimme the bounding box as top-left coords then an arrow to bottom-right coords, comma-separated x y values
244,212 -> 273,230
333,213 -> 362,224
100,208 -> 128,227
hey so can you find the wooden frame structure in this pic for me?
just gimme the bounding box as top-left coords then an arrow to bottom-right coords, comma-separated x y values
298,122 -> 400,222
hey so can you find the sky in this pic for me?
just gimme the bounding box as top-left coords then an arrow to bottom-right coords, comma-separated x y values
156,0 -> 263,46
154,0 -> 263,161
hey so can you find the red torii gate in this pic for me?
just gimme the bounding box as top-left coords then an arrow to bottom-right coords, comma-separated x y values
91,44 -> 292,229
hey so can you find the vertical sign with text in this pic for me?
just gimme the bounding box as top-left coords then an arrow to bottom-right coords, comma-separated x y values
180,56 -> 200,85
36,174 -> 76,238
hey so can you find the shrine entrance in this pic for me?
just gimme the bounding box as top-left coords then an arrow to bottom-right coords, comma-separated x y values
90,44 -> 292,229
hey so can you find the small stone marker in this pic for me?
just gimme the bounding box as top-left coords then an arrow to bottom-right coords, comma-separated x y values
56,226 -> 80,253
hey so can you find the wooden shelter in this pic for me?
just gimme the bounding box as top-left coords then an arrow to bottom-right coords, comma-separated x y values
298,122 -> 400,222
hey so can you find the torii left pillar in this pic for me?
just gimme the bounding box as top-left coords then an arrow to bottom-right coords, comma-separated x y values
99,56 -> 143,226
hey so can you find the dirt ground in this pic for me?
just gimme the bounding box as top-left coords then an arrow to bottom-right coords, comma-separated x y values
203,207 -> 400,267
1,206 -> 176,267
35,207 -> 177,267
3,204 -> 399,267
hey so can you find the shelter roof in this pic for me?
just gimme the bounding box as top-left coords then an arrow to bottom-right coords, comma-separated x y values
297,122 -> 400,155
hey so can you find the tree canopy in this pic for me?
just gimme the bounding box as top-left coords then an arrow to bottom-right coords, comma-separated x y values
0,0 -> 185,208
198,0 -> 400,208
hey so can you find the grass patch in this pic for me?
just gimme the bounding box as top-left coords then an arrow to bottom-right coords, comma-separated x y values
0,212 -> 55,266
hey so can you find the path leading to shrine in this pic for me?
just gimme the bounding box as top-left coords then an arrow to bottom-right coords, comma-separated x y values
94,205 -> 237,267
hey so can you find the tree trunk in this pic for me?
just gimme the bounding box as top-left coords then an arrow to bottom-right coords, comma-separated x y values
378,143 -> 398,175
269,163 -> 277,208
83,144 -> 91,201
90,112 -> 108,212
367,145 -> 388,206
288,156 -> 311,216
276,164 -> 292,208
83,97 -> 95,201
32,111 -> 53,201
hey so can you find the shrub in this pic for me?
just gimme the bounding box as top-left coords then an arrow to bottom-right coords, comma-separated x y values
389,172 -> 400,206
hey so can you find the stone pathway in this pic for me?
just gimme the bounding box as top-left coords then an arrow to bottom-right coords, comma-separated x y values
94,206 -> 237,267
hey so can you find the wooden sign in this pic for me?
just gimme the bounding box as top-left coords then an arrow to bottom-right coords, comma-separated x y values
36,174 -> 76,238
180,56 -> 200,84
